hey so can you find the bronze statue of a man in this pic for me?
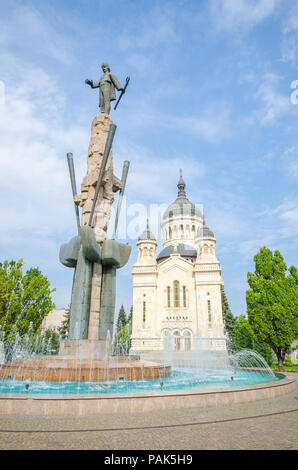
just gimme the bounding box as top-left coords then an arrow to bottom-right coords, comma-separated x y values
85,63 -> 124,115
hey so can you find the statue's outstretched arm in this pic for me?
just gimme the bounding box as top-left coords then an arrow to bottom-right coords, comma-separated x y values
85,79 -> 100,88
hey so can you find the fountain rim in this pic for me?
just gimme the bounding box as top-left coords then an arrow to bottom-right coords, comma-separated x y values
0,373 -> 295,416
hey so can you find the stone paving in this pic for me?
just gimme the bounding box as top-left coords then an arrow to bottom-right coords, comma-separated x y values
0,384 -> 297,450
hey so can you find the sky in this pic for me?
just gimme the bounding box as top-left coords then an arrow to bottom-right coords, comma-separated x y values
0,0 -> 297,319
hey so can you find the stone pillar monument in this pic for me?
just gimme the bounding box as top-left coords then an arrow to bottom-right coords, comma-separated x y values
59,113 -> 131,359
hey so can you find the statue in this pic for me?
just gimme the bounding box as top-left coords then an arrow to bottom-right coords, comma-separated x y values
59,123 -> 131,358
85,62 -> 129,115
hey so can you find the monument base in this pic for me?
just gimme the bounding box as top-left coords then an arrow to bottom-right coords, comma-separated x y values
59,339 -> 108,360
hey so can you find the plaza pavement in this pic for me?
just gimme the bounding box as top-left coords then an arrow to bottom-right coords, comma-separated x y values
0,379 -> 297,450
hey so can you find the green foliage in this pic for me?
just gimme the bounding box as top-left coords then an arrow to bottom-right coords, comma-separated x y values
127,305 -> 133,324
246,247 -> 298,370
0,259 -> 55,357
234,315 -> 253,351
221,285 -> 236,351
32,328 -> 59,354
116,304 -> 127,333
115,305 -> 133,355
234,315 -> 274,366
57,308 -> 70,340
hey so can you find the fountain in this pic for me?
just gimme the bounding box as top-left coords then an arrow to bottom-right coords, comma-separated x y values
0,316 -> 295,416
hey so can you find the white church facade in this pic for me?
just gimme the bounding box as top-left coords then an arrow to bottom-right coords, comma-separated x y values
130,171 -> 227,354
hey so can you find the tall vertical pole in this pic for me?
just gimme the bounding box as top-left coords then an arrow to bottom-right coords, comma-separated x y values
67,153 -> 81,235
112,160 -> 130,240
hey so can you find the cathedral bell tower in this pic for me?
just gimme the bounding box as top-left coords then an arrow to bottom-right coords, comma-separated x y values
135,219 -> 158,265
194,219 -> 225,347
130,221 -> 158,352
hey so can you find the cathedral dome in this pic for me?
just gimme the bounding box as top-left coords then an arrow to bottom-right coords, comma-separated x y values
156,243 -> 197,263
162,170 -> 203,221
162,197 -> 202,221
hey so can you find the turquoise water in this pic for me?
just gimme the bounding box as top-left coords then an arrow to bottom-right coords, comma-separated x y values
0,367 -> 279,395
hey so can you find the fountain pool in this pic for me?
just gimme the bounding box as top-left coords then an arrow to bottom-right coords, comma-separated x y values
0,347 -> 295,416
0,366 -> 281,395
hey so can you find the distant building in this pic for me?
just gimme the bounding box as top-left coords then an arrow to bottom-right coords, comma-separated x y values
130,171 -> 227,355
41,308 -> 67,333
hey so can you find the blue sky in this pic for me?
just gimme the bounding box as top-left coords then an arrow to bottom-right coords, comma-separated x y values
0,0 -> 297,318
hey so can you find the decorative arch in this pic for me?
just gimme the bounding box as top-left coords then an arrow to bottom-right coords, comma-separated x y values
173,330 -> 181,351
182,329 -> 192,351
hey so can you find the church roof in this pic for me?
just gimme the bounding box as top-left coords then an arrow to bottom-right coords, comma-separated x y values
156,243 -> 197,262
138,219 -> 156,241
162,169 -> 203,221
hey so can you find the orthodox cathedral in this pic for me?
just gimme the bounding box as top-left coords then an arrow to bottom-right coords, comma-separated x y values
130,171 -> 227,354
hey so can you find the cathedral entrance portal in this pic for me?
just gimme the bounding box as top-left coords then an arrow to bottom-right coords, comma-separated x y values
162,329 -> 193,351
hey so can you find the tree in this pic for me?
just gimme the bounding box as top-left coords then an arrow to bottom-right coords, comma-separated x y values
234,315 -> 253,351
116,304 -> 126,333
57,308 -> 70,340
114,305 -> 133,355
234,314 -> 274,367
0,259 -> 55,361
246,247 -> 298,370
220,285 -> 236,352
127,305 -> 133,325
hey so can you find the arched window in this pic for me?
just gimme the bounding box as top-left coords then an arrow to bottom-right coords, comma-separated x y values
173,281 -> 180,307
169,227 -> 172,240
183,286 -> 187,307
143,247 -> 148,257
167,286 -> 171,307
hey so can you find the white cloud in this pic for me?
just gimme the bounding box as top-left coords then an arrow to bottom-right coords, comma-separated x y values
115,140 -> 206,205
282,4 -> 298,64
281,144 -> 298,183
283,4 -> 298,33
118,6 -> 178,51
254,73 -> 292,125
241,198 -> 298,259
0,3 -> 73,64
0,54 -> 89,246
210,0 -> 276,32
171,104 -> 232,142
